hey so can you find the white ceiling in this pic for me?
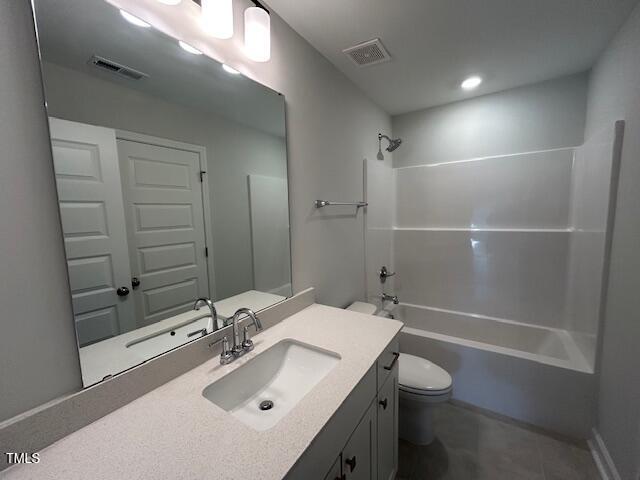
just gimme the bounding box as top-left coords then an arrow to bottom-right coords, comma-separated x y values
33,0 -> 285,137
266,0 -> 639,115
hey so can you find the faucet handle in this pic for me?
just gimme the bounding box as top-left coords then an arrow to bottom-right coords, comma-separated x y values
242,326 -> 254,352
187,328 -> 207,338
219,336 -> 234,365
379,266 -> 396,283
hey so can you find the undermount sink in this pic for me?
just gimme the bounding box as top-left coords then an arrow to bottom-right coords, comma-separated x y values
202,339 -> 341,431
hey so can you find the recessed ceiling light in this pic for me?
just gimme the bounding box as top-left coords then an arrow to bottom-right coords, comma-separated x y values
222,64 -> 240,75
120,10 -> 151,28
179,41 -> 203,55
461,76 -> 482,90
157,0 -> 182,4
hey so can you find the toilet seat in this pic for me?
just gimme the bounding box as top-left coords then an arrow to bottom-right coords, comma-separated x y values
398,353 -> 452,396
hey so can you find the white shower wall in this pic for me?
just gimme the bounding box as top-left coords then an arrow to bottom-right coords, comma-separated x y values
389,72 -> 620,371
393,149 -> 573,329
565,123 -> 623,367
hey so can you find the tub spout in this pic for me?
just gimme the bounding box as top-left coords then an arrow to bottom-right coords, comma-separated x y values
381,293 -> 399,305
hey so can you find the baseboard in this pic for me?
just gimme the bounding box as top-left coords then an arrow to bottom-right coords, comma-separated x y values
589,428 -> 622,480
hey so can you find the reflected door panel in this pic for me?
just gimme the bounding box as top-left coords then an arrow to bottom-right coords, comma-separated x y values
117,139 -> 210,327
50,117 -> 136,345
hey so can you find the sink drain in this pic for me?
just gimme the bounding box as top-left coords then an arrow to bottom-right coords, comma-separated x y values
259,399 -> 274,411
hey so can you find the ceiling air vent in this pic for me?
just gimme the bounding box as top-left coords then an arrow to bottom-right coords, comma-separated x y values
343,38 -> 391,67
89,55 -> 148,80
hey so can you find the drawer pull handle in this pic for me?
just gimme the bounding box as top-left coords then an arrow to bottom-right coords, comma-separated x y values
379,398 -> 388,410
345,455 -> 357,472
384,352 -> 400,370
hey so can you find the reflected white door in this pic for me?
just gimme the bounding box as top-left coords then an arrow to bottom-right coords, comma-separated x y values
117,138 -> 209,326
49,117 -> 136,345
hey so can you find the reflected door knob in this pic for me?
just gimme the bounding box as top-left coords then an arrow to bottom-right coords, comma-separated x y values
117,286 -> 130,297
345,456 -> 357,472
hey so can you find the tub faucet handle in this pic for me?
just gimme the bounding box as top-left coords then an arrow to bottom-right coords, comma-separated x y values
379,266 -> 396,283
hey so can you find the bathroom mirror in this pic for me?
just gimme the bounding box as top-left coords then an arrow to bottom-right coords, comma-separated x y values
32,0 -> 291,386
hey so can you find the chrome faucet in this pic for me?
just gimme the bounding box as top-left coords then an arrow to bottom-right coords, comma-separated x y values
229,308 -> 263,358
188,298 -> 218,338
381,293 -> 399,305
206,307 -> 263,365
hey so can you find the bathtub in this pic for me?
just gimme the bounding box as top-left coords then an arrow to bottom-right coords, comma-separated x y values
385,303 -> 597,439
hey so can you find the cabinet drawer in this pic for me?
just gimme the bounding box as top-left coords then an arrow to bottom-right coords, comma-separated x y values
377,334 -> 400,389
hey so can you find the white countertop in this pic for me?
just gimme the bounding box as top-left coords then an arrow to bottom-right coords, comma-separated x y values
3,304 -> 402,480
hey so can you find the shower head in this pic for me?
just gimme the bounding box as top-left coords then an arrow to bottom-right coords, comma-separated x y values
378,133 -> 402,153
386,138 -> 402,152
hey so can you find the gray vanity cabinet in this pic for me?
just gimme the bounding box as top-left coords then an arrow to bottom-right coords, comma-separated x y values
376,364 -> 399,480
342,401 -> 377,480
289,334 -> 400,480
322,401 -> 376,480
323,456 -> 342,480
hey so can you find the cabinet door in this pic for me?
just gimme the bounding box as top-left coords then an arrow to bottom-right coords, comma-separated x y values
323,455 -> 343,480
377,361 -> 399,480
343,401 -> 377,480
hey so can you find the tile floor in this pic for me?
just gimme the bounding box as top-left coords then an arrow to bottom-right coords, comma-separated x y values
397,402 -> 600,480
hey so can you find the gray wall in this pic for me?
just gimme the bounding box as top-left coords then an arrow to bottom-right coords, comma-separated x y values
585,2 -> 640,478
392,73 -> 588,168
0,0 -> 390,422
41,61 -> 288,301
0,1 -> 82,422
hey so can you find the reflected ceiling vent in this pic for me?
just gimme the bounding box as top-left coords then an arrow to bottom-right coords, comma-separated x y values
343,38 -> 391,67
89,55 -> 148,80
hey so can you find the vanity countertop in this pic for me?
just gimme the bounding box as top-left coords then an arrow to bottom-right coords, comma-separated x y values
3,304 -> 402,480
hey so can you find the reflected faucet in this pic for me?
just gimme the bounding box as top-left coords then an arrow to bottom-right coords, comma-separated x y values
381,293 -> 399,305
189,298 -> 218,338
229,308 -> 263,357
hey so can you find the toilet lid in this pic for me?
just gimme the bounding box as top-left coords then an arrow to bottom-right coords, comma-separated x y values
399,353 -> 452,393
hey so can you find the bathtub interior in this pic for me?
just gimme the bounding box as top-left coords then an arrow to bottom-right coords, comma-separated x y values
380,303 -> 593,373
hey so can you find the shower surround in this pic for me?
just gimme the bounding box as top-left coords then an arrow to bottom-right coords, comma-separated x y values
374,73 -> 623,438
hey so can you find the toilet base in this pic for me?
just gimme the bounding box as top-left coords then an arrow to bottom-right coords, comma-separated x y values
399,390 -> 451,446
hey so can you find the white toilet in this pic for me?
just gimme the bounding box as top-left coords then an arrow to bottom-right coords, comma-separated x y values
398,353 -> 452,445
347,302 -> 453,445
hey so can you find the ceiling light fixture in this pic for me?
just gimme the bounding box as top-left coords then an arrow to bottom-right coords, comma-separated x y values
222,64 -> 240,74
179,40 -> 203,55
119,10 -> 151,28
201,0 -> 234,39
461,76 -> 482,90
156,0 -> 182,5
244,2 -> 270,62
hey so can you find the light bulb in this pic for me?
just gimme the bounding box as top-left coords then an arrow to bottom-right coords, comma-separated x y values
156,0 -> 182,4
244,6 -> 270,62
201,0 -> 234,39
